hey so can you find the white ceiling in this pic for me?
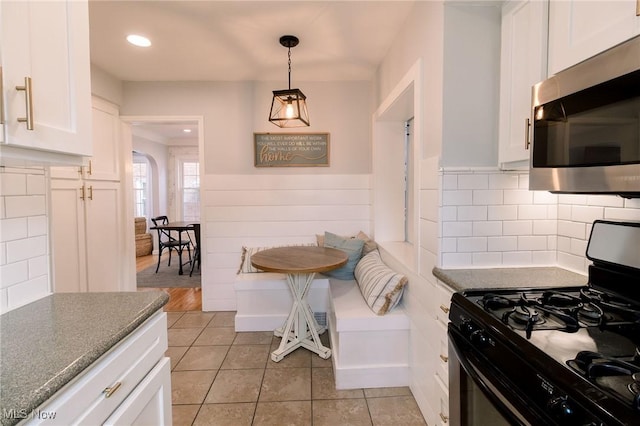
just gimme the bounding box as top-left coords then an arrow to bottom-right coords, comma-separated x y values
89,0 -> 416,142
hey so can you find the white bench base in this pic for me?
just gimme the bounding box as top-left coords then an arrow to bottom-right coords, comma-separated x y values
327,278 -> 410,390
234,273 -> 329,332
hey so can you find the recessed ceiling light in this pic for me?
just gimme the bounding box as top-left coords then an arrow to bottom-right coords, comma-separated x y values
126,34 -> 151,47
183,129 -> 192,133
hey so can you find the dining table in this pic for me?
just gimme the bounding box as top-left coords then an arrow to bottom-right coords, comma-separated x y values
250,245 -> 348,362
149,221 -> 199,275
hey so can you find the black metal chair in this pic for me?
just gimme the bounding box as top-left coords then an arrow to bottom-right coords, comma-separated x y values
188,223 -> 201,277
151,216 -> 191,273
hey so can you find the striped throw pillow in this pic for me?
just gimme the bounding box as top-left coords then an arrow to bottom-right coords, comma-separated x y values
354,250 -> 407,315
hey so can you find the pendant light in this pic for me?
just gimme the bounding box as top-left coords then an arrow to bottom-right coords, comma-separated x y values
268,35 -> 310,128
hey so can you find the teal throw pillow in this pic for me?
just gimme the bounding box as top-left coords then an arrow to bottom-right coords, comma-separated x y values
323,231 -> 364,280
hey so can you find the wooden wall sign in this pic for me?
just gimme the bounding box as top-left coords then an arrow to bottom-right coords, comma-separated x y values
254,133 -> 330,167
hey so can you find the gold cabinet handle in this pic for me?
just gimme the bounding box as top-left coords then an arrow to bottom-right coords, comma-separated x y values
439,304 -> 450,314
440,354 -> 449,363
103,381 -> 122,398
88,185 -> 93,200
16,76 -> 34,130
636,0 -> 639,16
440,412 -> 449,423
80,185 -> 85,200
524,118 -> 531,150
87,160 -> 93,176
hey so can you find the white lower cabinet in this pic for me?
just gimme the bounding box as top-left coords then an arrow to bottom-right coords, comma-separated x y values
22,311 -> 171,426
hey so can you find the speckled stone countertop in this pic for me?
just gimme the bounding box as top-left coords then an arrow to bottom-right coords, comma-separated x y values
0,291 -> 169,426
433,267 -> 588,293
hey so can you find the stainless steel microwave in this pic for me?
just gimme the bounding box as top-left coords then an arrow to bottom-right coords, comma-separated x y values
529,35 -> 640,197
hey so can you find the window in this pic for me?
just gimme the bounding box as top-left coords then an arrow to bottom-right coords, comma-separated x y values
180,160 -> 200,222
133,155 -> 150,217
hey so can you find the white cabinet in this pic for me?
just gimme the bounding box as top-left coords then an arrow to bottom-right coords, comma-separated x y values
548,0 -> 640,75
50,98 -> 126,293
498,0 -> 548,165
51,179 -> 123,292
423,280 -> 454,426
0,0 -> 91,162
23,311 -> 171,426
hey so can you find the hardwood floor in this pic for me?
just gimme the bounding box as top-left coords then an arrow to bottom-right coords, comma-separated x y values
136,254 -> 202,312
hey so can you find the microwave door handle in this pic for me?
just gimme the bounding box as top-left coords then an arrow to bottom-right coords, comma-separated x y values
448,326 -> 529,426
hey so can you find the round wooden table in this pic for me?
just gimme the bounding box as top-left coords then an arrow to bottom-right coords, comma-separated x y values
251,246 -> 348,362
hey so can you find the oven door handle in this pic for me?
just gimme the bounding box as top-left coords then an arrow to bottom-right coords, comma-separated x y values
448,325 -> 530,426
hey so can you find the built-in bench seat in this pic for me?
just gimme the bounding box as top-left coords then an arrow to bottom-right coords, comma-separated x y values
233,239 -> 410,390
327,278 -> 410,389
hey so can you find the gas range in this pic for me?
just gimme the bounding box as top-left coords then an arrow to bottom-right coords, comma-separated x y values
448,220 -> 640,426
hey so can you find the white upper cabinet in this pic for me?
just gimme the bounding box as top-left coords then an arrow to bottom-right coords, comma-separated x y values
548,0 -> 640,75
0,0 -> 92,159
498,0 -> 548,165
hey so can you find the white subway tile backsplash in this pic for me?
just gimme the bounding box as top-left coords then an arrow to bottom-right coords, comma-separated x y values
533,220 -> 557,235
504,189 -> 532,205
26,174 -> 46,195
28,255 -> 49,279
571,205 -> 605,224
517,235 -> 548,251
503,251 -> 532,265
5,195 -> 46,218
503,220 -> 532,236
0,167 -> 50,314
28,216 -> 48,236
0,218 -> 28,242
442,190 -> 472,206
487,236 -> 517,252
6,236 -> 47,263
489,173 -> 519,189
442,252 -> 472,267
442,175 -> 458,190
473,190 -> 503,205
533,191 -> 557,205
585,195 -> 624,207
0,173 -> 27,196
458,206 -> 487,221
473,252 -> 502,266
442,221 -> 473,237
433,169 -> 639,270
7,275 -> 50,310
473,221 -> 502,236
458,174 -> 488,190
604,207 -> 640,221
441,206 -> 457,221
457,237 -> 487,253
0,260 -> 29,288
518,205 -> 549,220
487,205 -> 518,221
557,220 -> 586,239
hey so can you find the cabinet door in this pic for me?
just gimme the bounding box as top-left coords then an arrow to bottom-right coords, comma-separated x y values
548,0 -> 640,75
1,0 -> 91,155
86,97 -> 120,181
498,0 -> 548,165
50,179 -> 87,292
85,181 -> 122,292
103,358 -> 172,426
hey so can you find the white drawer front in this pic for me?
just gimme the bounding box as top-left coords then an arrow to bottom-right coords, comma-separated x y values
25,311 -> 168,425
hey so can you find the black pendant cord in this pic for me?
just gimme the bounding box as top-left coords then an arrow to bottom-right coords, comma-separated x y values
288,47 -> 292,90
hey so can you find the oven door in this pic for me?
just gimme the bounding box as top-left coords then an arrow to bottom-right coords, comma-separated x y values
447,325 -> 545,426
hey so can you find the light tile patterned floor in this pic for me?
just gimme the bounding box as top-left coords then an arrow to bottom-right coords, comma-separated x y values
166,311 -> 427,426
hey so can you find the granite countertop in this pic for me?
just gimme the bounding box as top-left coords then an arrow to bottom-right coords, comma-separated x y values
0,291 -> 169,426
433,266 -> 588,293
